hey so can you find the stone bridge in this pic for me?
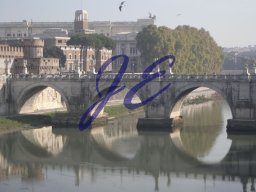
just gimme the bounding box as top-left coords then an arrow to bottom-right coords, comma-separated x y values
3,73 -> 256,131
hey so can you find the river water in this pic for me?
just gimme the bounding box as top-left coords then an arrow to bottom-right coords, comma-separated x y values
0,100 -> 255,192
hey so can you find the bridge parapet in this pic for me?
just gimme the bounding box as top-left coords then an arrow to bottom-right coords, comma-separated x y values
168,74 -> 254,82
7,73 -> 255,82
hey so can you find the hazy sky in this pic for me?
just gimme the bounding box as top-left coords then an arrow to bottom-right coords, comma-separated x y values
1,0 -> 255,47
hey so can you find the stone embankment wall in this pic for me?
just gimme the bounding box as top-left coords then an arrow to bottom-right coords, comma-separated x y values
0,75 -> 7,115
183,87 -> 219,104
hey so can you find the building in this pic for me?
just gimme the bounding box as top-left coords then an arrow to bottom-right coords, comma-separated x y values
0,38 -> 60,75
0,9 -> 155,73
0,43 -> 24,74
11,38 -> 60,75
42,35 -> 112,73
112,32 -> 141,73
0,10 -> 155,40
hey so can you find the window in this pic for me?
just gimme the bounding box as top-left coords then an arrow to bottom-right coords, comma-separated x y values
121,48 -> 125,54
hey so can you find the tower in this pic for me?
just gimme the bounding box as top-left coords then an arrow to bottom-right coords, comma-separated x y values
74,10 -> 89,33
23,38 -> 44,59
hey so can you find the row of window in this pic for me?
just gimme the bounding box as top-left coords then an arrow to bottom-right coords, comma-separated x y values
57,40 -> 68,44
0,46 -> 22,52
42,59 -> 58,63
0,55 -> 16,58
121,47 -> 138,55
14,66 -> 57,70
6,33 -> 27,37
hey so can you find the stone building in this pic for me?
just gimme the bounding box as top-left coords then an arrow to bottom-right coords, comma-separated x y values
0,43 -> 24,74
112,32 -> 141,73
0,10 -> 155,39
10,38 -> 60,75
0,9 -> 155,73
89,18 -> 155,37
41,35 -> 112,72
60,46 -> 112,72
12,57 -> 59,75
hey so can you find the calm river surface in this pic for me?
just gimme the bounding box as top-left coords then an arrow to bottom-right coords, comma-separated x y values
0,100 -> 256,192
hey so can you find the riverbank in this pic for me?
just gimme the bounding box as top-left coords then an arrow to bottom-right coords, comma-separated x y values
0,105 -> 144,133
0,114 -> 51,134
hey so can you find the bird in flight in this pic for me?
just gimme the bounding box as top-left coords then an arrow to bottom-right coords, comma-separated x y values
119,1 -> 126,11
149,12 -> 156,20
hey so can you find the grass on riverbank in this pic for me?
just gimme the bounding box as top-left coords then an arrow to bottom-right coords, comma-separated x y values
0,114 -> 51,133
183,95 -> 212,106
104,105 -> 132,116
104,105 -> 143,117
0,105 -> 143,132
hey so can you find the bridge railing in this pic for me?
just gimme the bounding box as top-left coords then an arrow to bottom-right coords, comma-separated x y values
7,73 -> 256,82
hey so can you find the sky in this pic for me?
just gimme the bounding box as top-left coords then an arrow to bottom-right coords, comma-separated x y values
0,0 -> 256,47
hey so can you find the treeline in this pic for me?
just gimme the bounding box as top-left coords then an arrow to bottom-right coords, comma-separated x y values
223,51 -> 256,70
136,25 -> 224,74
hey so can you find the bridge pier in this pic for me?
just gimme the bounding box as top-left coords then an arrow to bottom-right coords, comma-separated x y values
227,119 -> 256,133
137,118 -> 173,132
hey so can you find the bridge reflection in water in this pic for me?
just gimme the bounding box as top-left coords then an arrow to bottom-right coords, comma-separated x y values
0,101 -> 255,192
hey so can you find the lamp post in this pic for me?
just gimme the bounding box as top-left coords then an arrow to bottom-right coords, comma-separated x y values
89,59 -> 93,73
154,57 -> 160,81
132,58 -> 135,73
78,46 -> 83,75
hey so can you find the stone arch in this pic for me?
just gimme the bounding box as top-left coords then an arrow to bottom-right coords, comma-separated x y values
16,82 -> 70,114
90,126 -> 141,161
169,83 -> 234,118
170,128 -> 232,165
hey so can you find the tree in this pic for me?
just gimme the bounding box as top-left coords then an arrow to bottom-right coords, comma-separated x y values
136,25 -> 224,74
67,33 -> 115,71
43,46 -> 66,68
136,25 -> 160,67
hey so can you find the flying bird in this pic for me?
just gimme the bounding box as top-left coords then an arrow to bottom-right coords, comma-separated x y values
119,1 -> 126,11
149,12 -> 156,20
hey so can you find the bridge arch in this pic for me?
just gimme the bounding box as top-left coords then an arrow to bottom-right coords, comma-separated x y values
16,82 -> 71,114
169,83 -> 234,118
170,127 -> 232,165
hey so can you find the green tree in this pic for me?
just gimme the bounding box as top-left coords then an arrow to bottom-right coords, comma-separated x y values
136,25 -> 223,74
136,25 -> 160,67
43,46 -> 66,68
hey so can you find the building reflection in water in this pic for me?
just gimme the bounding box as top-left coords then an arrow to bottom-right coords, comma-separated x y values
90,116 -> 141,159
21,126 -> 68,156
0,102 -> 256,192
